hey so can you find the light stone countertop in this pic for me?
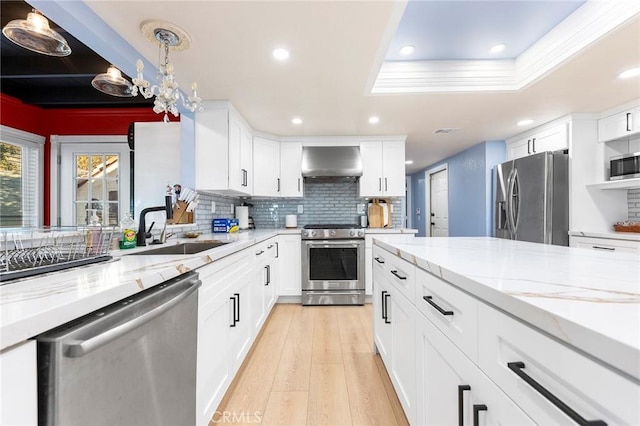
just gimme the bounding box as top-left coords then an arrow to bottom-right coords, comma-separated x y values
373,236 -> 640,380
0,229 -> 280,351
569,230 -> 640,242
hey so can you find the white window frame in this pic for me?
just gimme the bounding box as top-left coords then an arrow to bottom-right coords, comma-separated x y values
50,135 -> 128,227
0,125 -> 45,227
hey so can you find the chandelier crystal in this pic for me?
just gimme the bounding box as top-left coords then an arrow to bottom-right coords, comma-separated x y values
131,24 -> 202,122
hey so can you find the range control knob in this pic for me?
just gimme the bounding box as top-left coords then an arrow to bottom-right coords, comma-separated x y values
357,230 -> 364,237
330,230 -> 336,237
349,230 -> 356,237
310,231 -> 317,237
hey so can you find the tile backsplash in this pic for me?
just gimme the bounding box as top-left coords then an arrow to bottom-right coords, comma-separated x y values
629,189 -> 640,220
250,180 -> 404,229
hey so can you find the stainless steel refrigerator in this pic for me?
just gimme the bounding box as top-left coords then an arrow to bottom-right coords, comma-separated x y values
494,151 -> 569,245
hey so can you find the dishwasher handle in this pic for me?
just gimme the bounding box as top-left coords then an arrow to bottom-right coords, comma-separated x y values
65,280 -> 200,358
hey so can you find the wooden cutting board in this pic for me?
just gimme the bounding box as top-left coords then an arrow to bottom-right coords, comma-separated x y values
368,199 -> 384,228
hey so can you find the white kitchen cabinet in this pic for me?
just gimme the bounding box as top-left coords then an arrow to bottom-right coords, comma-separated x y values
195,102 -> 253,195
416,315 -> 535,426
196,249 -> 252,426
279,142 -> 303,197
372,245 -> 416,424
264,239 -> 279,310
253,137 -> 281,197
228,268 -> 253,372
507,122 -> 568,160
277,234 -> 301,297
372,267 -> 392,362
598,104 -> 640,143
365,233 -> 415,296
570,235 -> 640,255
360,140 -> 406,197
478,303 -> 639,425
387,283 -> 416,424
250,237 -> 279,334
0,340 -> 37,426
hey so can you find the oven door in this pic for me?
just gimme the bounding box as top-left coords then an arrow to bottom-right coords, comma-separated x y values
302,239 -> 364,291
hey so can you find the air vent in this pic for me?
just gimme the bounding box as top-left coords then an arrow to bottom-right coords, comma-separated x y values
433,128 -> 459,134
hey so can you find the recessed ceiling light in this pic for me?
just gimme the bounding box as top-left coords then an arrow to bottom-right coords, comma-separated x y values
517,119 -> 534,126
292,117 -> 302,125
405,160 -> 414,165
489,44 -> 506,54
619,67 -> 640,79
399,45 -> 415,56
272,48 -> 290,60
368,116 -> 380,124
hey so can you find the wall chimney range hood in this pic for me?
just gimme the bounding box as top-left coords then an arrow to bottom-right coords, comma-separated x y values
301,146 -> 363,178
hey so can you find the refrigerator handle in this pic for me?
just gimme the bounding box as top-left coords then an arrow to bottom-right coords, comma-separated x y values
506,168 -> 517,237
513,169 -> 521,233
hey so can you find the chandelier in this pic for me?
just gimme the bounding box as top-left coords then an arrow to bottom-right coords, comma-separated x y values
131,21 -> 203,122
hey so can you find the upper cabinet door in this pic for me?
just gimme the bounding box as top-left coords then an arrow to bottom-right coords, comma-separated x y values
598,106 -> 640,143
360,141 -> 384,197
280,142 -> 303,197
240,124 -> 253,194
382,141 -> 406,197
507,123 -> 567,160
228,115 -> 243,192
360,140 -> 406,197
253,137 -> 280,197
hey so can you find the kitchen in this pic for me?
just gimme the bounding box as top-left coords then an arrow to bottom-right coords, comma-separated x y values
3,0 -> 638,424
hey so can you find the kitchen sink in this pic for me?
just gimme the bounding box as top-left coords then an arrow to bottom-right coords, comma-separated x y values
129,241 -> 229,255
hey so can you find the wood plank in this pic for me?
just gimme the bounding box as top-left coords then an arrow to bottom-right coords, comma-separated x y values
307,364 -> 352,426
374,355 -> 409,426
272,306 -> 315,391
343,352 -> 398,426
311,307 -> 343,364
261,391 -> 309,426
337,307 -> 371,354
216,304 -> 295,421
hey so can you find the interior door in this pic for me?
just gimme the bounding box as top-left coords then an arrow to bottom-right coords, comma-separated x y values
59,142 -> 130,226
430,169 -> 449,237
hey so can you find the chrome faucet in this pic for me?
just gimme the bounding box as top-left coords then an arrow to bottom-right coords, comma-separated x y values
137,197 -> 173,246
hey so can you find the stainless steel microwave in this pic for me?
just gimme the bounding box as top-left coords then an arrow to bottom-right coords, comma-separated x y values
610,152 -> 640,180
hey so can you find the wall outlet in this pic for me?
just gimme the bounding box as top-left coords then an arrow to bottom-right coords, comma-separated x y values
297,205 -> 304,213
211,202 -> 216,213
390,204 -> 394,213
357,203 -> 365,214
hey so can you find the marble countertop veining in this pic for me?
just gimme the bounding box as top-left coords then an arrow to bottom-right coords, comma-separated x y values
373,236 -> 640,380
0,229 -> 281,351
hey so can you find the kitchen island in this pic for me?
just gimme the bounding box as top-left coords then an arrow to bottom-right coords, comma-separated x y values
372,236 -> 639,425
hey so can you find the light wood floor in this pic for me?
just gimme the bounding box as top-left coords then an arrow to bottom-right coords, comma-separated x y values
213,303 -> 409,426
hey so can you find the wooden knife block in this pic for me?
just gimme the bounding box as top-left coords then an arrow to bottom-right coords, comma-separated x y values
168,201 -> 194,224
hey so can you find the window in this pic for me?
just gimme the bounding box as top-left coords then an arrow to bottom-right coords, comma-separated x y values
0,126 -> 44,228
73,152 -> 121,226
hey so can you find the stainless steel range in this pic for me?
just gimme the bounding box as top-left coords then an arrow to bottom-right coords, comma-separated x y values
301,224 -> 365,305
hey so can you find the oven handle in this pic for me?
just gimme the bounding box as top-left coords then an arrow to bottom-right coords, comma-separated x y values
303,240 -> 364,248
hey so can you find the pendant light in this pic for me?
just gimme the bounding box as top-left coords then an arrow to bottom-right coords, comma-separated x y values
91,65 -> 134,97
2,10 -> 71,56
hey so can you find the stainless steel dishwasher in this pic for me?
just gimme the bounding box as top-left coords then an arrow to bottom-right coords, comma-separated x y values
36,271 -> 201,426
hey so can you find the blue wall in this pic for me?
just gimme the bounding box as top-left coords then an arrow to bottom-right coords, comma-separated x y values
410,141 -> 506,237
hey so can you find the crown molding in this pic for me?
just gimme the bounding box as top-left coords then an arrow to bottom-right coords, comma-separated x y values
371,0 -> 640,94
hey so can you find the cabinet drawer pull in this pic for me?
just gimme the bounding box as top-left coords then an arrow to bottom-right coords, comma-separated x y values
256,250 -> 264,256
383,293 -> 391,324
472,404 -> 487,426
374,257 -> 385,264
626,112 -> 632,132
458,385 -> 471,426
267,244 -> 274,249
381,290 -> 388,320
390,270 -> 407,280
527,139 -> 531,155
592,245 -> 615,251
275,242 -> 279,258
423,295 -> 454,316
234,293 -> 240,323
507,362 -> 607,426
532,137 -> 536,153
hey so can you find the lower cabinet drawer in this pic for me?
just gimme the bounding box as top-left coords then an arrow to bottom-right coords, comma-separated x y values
478,303 -> 640,425
373,245 -> 416,302
415,268 -> 478,362
570,236 -> 640,255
